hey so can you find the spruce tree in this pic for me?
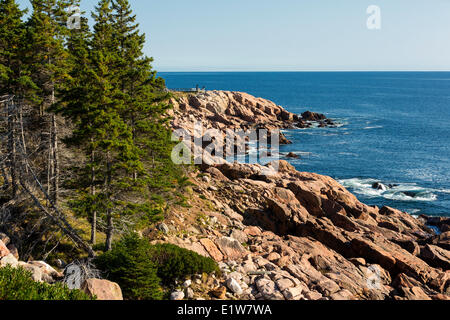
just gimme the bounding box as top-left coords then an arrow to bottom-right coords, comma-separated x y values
26,0 -> 69,115
57,0 -> 184,251
26,0 -> 73,205
56,12 -> 100,243
111,0 -> 180,194
0,0 -> 28,96
58,0 -> 139,250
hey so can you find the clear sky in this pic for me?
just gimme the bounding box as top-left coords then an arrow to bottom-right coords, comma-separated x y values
16,0 -> 450,71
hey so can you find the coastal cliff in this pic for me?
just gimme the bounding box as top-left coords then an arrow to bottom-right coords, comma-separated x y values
154,90 -> 450,300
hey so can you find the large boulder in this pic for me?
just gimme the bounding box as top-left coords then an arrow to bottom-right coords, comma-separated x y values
287,172 -> 378,220
19,262 -> 44,282
28,261 -> 62,279
262,188 -> 309,234
420,244 -> 450,270
199,238 -> 224,262
301,111 -> 326,121
215,237 -> 248,260
0,253 -> 18,268
0,240 -> 10,258
81,279 -> 123,300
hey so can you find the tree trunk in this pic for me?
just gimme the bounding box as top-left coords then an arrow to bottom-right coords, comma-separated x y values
105,151 -> 113,252
47,116 -> 53,205
131,114 -> 137,181
90,146 -> 96,245
105,211 -> 113,251
51,114 -> 59,205
6,98 -> 17,198
18,156 -> 95,258
19,103 -> 28,174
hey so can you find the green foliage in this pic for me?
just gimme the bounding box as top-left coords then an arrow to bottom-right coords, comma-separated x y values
26,0 -> 72,114
94,234 -> 219,300
94,233 -> 164,300
151,243 -> 220,285
55,0 -> 185,250
0,0 -> 37,99
0,266 -> 94,300
1,0 -> 187,260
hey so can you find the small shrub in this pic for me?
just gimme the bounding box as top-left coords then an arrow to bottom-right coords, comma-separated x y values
150,243 -> 220,285
94,234 -> 164,300
94,233 -> 220,299
0,266 -> 93,300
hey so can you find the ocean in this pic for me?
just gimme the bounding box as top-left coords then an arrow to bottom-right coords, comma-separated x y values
160,72 -> 450,217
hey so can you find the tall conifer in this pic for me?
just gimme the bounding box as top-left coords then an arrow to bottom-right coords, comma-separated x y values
111,0 -> 180,193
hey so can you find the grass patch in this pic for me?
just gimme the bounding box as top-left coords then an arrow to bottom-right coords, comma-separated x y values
0,266 -> 94,300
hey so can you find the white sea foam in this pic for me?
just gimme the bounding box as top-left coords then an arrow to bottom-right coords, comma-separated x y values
338,178 -> 438,202
363,125 -> 383,130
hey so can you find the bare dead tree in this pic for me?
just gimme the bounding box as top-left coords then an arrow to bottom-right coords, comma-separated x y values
5,96 -> 17,198
51,114 -> 59,205
0,96 -> 95,258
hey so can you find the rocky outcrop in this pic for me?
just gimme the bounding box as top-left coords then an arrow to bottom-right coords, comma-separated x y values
161,90 -> 449,301
0,240 -> 64,284
170,91 -> 336,155
0,235 -> 123,300
157,161 -> 449,301
171,91 -> 296,131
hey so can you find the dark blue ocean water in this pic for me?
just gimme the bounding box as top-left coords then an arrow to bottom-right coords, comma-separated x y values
160,72 -> 450,217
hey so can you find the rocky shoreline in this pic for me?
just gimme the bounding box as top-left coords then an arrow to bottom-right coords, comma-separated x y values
170,90 -> 337,148
2,90 -> 447,301
158,90 -> 450,300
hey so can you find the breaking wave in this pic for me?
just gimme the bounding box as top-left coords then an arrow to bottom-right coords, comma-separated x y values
338,177 -> 438,202
363,125 -> 383,130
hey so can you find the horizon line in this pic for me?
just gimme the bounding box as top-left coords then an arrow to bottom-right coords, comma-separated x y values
158,70 -> 450,73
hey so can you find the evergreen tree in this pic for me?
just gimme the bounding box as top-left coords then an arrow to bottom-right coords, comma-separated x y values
0,0 -> 30,96
56,12 -> 100,243
25,0 -> 74,205
57,0 -> 184,251
58,0 -> 140,250
111,0 -> 180,194
26,0 -> 69,115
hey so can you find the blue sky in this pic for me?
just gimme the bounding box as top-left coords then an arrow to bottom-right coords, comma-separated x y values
16,0 -> 450,71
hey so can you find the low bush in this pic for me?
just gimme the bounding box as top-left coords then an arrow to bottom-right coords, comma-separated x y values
150,243 -> 220,285
94,234 -> 164,300
94,233 -> 219,299
0,266 -> 93,300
